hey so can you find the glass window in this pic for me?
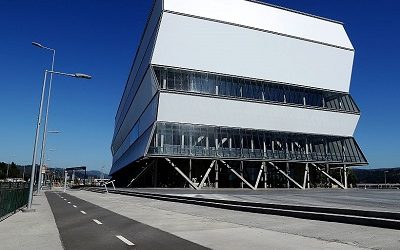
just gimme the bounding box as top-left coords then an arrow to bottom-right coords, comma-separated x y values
153,66 -> 360,113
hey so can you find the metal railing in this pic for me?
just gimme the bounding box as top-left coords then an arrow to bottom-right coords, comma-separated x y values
0,182 -> 29,221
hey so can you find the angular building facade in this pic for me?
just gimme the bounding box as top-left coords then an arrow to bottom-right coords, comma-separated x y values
110,0 -> 367,189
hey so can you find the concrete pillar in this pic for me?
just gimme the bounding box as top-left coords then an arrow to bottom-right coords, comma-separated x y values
343,165 -> 348,189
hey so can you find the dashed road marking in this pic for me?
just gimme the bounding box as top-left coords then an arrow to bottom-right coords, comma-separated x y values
68,202 -> 71,204
93,219 -> 102,225
73,205 -> 77,208
80,210 -> 87,215
64,199 -> 67,201
116,235 -> 135,246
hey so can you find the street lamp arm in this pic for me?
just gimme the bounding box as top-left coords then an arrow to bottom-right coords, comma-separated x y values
32,41 -> 55,52
46,70 -> 92,79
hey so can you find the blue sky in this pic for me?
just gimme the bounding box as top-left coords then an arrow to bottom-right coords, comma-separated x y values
0,0 -> 399,171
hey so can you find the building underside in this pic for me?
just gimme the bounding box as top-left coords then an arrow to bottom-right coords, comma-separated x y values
111,121 -> 366,190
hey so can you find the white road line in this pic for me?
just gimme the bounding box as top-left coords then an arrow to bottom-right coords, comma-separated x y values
67,202 -> 71,204
60,197 -> 64,199
64,199 -> 67,201
116,235 -> 135,246
93,219 -> 102,225
73,205 -> 77,208
80,210 -> 87,215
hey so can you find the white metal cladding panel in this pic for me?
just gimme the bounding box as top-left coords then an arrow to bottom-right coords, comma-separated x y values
163,0 -> 353,49
152,13 -> 354,93
157,93 -> 360,137
115,0 -> 162,127
112,68 -> 158,152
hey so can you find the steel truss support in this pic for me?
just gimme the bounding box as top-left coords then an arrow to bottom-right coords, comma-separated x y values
303,163 -> 310,189
165,158 -> 199,190
127,160 -> 156,188
219,160 -> 256,190
198,160 -> 216,189
269,162 -> 304,190
254,162 -> 265,189
311,163 -> 346,189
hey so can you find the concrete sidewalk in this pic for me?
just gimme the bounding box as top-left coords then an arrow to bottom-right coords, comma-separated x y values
71,190 -> 376,250
0,191 -> 63,250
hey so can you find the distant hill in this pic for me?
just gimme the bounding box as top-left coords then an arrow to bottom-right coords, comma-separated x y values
353,167 -> 400,184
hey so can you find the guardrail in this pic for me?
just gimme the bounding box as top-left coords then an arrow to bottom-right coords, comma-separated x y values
0,182 -> 29,221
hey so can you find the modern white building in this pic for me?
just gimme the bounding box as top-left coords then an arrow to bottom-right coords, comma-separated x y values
110,0 -> 367,189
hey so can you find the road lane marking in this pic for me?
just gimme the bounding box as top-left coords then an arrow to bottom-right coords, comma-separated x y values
64,199 -> 67,201
93,219 -> 102,225
73,205 -> 77,208
67,202 -> 71,204
61,197 -> 64,198
80,210 -> 87,214
116,235 -> 135,246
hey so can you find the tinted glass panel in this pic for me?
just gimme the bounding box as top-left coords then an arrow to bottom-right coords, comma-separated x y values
153,66 -> 360,113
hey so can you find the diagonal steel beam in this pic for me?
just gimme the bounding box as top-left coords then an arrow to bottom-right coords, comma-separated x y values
165,158 -> 199,190
127,161 -> 155,188
312,163 -> 345,189
254,163 -> 264,190
220,160 -> 256,190
268,162 -> 304,190
198,160 -> 216,189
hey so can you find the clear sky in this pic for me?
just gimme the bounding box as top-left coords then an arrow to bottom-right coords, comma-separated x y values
0,0 -> 399,171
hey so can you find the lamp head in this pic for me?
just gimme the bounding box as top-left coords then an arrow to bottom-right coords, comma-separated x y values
32,42 -> 44,48
75,73 -> 92,79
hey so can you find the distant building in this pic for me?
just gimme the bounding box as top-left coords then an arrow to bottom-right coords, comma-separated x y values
110,0 -> 367,189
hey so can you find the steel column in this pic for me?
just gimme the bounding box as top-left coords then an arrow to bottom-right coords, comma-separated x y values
254,163 -> 264,189
263,162 -> 267,189
215,161 -> 219,188
286,162 -> 290,188
240,161 -> 244,189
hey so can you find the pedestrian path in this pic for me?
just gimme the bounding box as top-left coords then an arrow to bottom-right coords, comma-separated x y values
0,192 -> 63,250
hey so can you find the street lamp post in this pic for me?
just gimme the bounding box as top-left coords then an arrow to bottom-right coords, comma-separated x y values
26,70 -> 48,211
26,69 -> 92,210
32,41 -> 56,195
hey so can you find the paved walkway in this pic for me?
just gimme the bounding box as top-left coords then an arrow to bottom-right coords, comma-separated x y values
0,192 -> 63,250
70,190 -> 379,250
127,188 -> 400,212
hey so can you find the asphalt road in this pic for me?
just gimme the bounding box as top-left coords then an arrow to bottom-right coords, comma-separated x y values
46,191 -> 207,250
